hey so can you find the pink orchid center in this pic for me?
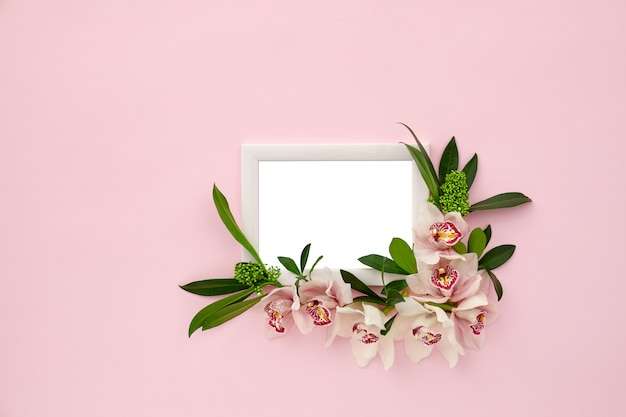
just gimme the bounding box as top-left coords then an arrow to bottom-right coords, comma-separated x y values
412,326 -> 442,346
352,322 -> 379,344
429,221 -> 462,246
470,311 -> 486,335
306,299 -> 332,326
430,264 -> 459,290
264,300 -> 290,333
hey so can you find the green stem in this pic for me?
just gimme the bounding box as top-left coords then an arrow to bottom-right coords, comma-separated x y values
382,305 -> 395,315
424,301 -> 456,312
260,281 -> 282,293
308,255 -> 323,278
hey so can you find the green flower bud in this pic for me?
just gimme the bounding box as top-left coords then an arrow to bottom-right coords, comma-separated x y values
234,262 -> 281,290
439,170 -> 470,216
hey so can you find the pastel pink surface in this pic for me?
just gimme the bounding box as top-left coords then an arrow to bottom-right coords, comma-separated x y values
1,1 -> 625,416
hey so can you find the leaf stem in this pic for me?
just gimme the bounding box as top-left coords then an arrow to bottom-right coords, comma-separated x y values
382,305 -> 395,315
423,301 -> 456,312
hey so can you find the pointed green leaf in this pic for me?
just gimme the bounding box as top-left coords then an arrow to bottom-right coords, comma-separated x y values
480,245 -> 516,270
485,269 -> 503,301
381,314 -> 398,336
353,295 -> 388,306
467,228 -> 487,258
438,137 -> 459,180
385,290 -> 405,306
202,295 -> 264,330
213,185 -> 264,266
389,238 -> 417,274
453,241 -> 467,254
340,270 -> 386,302
308,255 -> 323,276
358,254 -> 409,275
188,288 -> 255,336
470,192 -> 532,212
398,123 -> 439,189
404,144 -> 440,203
300,243 -> 311,272
382,279 -> 408,296
483,224 -> 492,246
277,256 -> 300,275
462,153 -> 478,189
180,278 -> 248,296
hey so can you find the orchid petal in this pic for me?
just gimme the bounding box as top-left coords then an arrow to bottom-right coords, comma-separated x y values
444,211 -> 470,237
394,297 -> 430,316
415,202 -> 444,231
413,245 -> 442,265
298,280 -> 328,302
406,270 -> 435,296
450,275 -> 481,302
424,303 -> 451,325
324,315 -> 341,347
438,332 -> 464,368
378,337 -> 395,370
477,270 -> 491,293
404,335 -> 434,364
350,337 -> 379,368
451,253 -> 478,277
362,303 -> 386,329
292,308 -> 313,334
456,293 -> 489,311
310,268 -> 354,306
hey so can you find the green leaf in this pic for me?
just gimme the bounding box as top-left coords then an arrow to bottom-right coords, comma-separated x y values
340,270 -> 386,302
438,136 -> 459,180
462,153 -> 478,189
188,288 -> 255,336
353,295 -> 388,306
485,269 -> 503,301
277,256 -> 300,275
398,123 -> 439,190
381,314 -> 398,336
180,278 -> 248,296
202,296 -> 264,330
467,228 -> 487,258
213,185 -> 264,266
300,243 -> 311,272
309,255 -> 323,276
480,245 -> 516,270
470,192 -> 532,212
404,144 -> 440,203
358,254 -> 410,275
385,290 -> 405,306
483,224 -> 492,246
388,238 -> 417,274
382,279 -> 408,295
453,241 -> 467,254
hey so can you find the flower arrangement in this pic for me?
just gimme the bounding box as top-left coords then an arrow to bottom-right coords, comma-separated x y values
180,124 -> 532,369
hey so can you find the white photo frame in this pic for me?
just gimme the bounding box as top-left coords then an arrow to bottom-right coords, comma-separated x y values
241,144 -> 429,285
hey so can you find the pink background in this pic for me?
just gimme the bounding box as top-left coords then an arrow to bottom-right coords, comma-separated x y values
1,1 -> 625,416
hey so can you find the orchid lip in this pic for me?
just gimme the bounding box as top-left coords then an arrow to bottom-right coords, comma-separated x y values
306,299 -> 332,326
412,326 -> 442,345
430,264 -> 459,290
470,312 -> 486,335
353,322 -> 380,344
429,221 -> 463,246
265,300 -> 287,333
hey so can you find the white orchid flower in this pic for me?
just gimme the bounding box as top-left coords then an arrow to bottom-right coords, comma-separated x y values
326,303 -> 394,370
413,202 -> 469,265
392,297 -> 464,368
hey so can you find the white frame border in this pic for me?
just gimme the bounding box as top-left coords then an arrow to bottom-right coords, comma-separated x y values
241,144 -> 428,285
